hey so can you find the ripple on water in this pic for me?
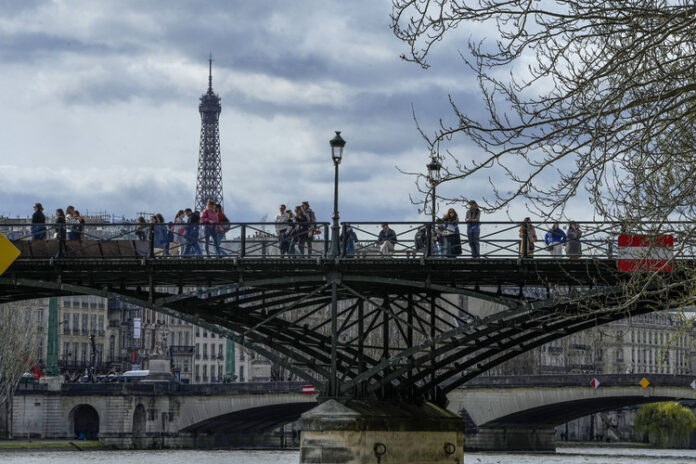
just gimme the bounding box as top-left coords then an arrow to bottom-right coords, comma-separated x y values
2,447 -> 696,464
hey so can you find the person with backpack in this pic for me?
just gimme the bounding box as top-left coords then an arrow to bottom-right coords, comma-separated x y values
215,203 -> 229,255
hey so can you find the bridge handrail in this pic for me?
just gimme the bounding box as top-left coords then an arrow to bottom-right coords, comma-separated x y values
3,220 -> 694,260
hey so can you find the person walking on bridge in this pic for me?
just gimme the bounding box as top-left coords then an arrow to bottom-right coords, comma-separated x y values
215,203 -> 229,255
201,200 -> 222,256
31,202 -> 46,240
183,208 -> 202,256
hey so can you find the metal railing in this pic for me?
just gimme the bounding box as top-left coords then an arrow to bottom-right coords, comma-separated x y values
3,220 -> 695,260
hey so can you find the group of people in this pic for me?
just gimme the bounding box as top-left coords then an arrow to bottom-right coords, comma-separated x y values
135,200 -> 230,256
273,201 -> 319,256
31,203 -> 87,242
28,198 -> 584,259
519,219 -> 582,259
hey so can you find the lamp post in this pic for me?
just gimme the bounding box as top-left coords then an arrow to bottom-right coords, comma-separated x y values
329,131 -> 345,398
330,131 -> 346,259
426,157 -> 442,223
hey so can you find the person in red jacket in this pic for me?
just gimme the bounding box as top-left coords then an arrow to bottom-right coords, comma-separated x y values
200,199 -> 222,256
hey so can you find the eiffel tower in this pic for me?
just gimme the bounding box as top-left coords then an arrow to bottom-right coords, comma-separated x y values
195,55 -> 224,212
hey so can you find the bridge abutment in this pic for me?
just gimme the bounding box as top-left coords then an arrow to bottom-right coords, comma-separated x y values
299,399 -> 464,464
465,426 -> 555,451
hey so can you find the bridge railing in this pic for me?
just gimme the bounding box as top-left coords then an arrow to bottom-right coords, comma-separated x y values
1,221 -> 331,259
341,221 -> 696,259
3,220 -> 696,260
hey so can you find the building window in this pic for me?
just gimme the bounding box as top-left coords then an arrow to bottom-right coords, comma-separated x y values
37,309 -> 44,328
203,344 -> 208,359
195,365 -> 200,381
98,315 -> 104,335
82,314 -> 88,335
81,343 -> 87,362
185,332 -> 190,345
203,365 -> 208,381
195,343 -> 200,359
616,350 -> 623,362
63,313 -> 70,334
90,314 -> 97,335
218,344 -> 223,358
109,335 -> 115,361
211,365 -> 216,381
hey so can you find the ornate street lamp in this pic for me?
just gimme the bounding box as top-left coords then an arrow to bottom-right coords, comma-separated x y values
330,131 -> 346,258
328,131 -> 345,398
426,157 -> 442,223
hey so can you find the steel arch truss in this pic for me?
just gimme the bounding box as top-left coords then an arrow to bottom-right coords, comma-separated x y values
0,268 -> 681,405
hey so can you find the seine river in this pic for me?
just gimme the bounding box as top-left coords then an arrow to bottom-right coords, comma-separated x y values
3,447 -> 696,464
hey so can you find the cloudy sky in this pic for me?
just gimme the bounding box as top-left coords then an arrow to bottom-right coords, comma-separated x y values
0,0 -> 537,223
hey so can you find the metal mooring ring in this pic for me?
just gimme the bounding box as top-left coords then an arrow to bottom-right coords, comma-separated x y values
373,442 -> 387,457
444,442 -> 456,455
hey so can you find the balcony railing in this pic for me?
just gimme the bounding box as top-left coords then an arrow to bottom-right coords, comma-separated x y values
170,345 -> 195,355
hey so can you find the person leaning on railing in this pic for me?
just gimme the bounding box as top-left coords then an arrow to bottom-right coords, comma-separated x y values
378,223 -> 397,256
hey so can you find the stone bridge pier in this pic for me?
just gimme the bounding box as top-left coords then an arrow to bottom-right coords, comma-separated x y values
299,399 -> 464,464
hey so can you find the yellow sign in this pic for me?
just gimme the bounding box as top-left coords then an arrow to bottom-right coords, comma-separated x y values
0,233 -> 20,276
639,378 -> 650,389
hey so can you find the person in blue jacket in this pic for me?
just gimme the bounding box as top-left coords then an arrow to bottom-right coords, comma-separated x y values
545,222 -> 567,257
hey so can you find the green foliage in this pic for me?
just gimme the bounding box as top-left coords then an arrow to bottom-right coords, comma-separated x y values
633,402 -> 696,448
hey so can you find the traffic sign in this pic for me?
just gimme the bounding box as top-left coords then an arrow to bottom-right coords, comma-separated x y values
302,385 -> 316,394
617,234 -> 673,272
590,378 -> 600,389
0,233 -> 20,276
639,378 -> 650,388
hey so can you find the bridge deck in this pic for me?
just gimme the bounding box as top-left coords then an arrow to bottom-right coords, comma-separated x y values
5,256 -> 622,289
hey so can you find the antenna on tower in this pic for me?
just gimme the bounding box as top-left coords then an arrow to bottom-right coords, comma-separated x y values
208,53 -> 213,92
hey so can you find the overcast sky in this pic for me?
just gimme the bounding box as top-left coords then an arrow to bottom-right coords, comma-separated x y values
0,0 -> 579,223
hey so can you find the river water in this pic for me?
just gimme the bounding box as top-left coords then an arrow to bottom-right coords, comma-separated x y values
3,447 -> 696,464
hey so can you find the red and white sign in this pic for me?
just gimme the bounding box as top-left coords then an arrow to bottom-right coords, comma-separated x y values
302,385 -> 316,394
617,234 -> 673,272
590,378 -> 600,389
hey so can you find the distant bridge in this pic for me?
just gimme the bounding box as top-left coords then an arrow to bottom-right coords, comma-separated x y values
11,374 -> 696,450
450,374 -> 696,450
12,381 -> 316,448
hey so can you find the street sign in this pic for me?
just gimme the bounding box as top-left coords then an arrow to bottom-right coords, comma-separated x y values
590,378 -> 600,389
617,234 -> 673,272
639,378 -> 650,388
302,385 -> 316,394
0,233 -> 20,276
